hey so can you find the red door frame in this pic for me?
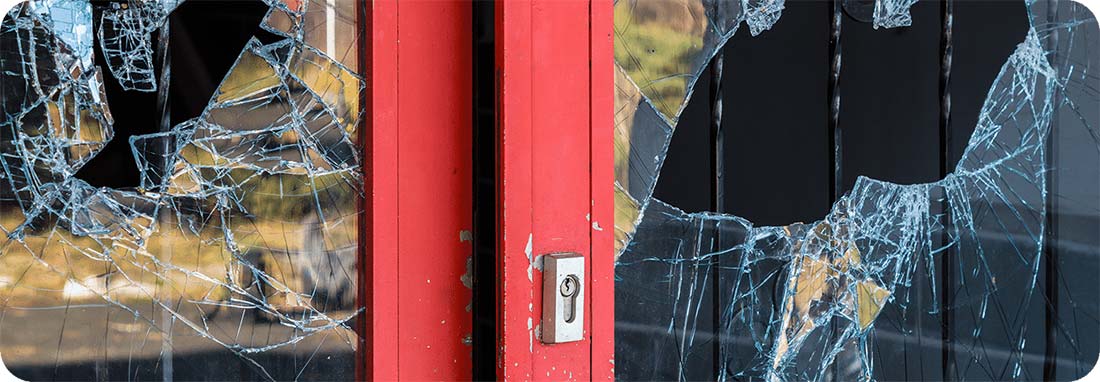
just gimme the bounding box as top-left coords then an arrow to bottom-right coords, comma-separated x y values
496,1 -> 615,380
360,0 -> 474,380
357,0 -> 613,379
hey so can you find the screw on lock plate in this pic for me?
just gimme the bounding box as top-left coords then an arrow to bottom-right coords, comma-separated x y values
541,253 -> 584,343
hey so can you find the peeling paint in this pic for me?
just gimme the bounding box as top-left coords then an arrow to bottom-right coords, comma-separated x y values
525,233 -> 534,282
461,256 -> 474,289
527,317 -> 534,353
533,254 -> 546,272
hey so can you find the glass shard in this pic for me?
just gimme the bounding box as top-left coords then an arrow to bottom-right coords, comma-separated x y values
873,0 -> 918,29
614,0 -> 1099,380
97,0 -> 179,91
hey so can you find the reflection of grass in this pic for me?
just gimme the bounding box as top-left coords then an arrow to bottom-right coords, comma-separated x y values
0,200 -> 357,308
614,0 -> 704,120
1,210 -> 230,305
234,170 -> 359,219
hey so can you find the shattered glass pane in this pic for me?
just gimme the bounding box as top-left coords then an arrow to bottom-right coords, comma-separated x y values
743,0 -> 784,36
97,0 -> 179,91
1,0 -> 364,380
872,0 -> 918,29
614,0 -> 1099,380
613,0 -> 783,124
842,0 -> 917,28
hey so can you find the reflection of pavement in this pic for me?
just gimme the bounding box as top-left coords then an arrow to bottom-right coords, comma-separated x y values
1,304 -> 357,380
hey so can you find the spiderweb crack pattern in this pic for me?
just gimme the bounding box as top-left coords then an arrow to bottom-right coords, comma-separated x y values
1,0 -> 363,379
613,0 -> 1098,380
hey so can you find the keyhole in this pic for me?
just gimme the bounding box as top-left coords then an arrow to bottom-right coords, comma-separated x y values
560,275 -> 579,323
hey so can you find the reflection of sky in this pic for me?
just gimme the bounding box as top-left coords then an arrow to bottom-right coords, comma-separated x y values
30,0 -> 93,67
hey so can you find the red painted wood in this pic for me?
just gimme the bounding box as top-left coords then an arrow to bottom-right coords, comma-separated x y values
530,0 -> 592,379
363,0 -> 399,379
397,0 -> 474,380
362,1 -> 473,380
497,1 -> 615,380
496,0 -> 535,379
589,0 -> 616,379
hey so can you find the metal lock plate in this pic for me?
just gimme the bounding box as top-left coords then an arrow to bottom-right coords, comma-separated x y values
541,253 -> 584,343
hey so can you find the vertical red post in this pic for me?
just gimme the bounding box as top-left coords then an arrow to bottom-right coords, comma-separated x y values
362,0 -> 399,379
362,0 -> 474,380
396,1 -> 474,380
496,0 -> 535,378
496,0 -> 615,379
589,0 -> 616,379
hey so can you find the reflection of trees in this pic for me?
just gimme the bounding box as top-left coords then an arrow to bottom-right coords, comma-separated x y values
613,0 -> 707,119
612,0 -> 708,255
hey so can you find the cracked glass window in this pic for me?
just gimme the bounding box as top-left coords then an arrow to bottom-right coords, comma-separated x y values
0,0 -> 363,380
614,0 -> 1099,381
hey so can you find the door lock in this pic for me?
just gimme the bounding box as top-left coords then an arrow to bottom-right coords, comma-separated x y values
541,253 -> 584,343
559,274 -> 580,323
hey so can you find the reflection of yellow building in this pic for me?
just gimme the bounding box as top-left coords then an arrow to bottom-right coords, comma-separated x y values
614,66 -> 643,257
770,219 -> 889,372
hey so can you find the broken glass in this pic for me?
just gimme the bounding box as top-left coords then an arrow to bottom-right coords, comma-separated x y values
1,0 -> 363,380
614,0 -> 1098,380
97,0 -> 179,91
841,0 -> 917,28
871,0 -> 918,29
613,0 -> 783,124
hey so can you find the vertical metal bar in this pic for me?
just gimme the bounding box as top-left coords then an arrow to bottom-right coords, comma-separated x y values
828,0 -> 843,202
1043,0 -> 1061,379
153,19 -> 175,382
938,1 -> 956,381
708,49 -> 725,379
155,25 -> 172,135
1042,109 -> 1061,380
827,3 -> 843,379
710,50 -> 725,212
